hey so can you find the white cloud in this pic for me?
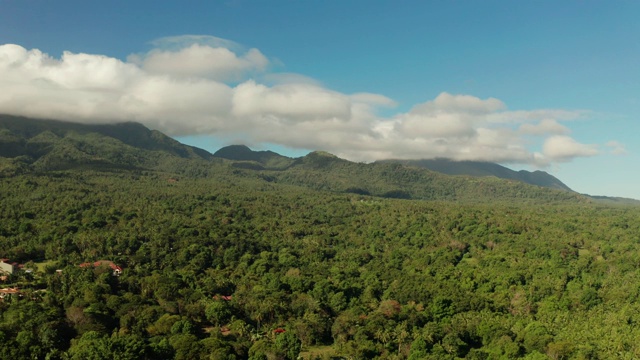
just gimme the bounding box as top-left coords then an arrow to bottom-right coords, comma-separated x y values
542,136 -> 598,162
150,35 -> 245,53
231,81 -> 351,121
488,109 -> 585,124
0,43 -> 233,134
394,112 -> 476,139
349,93 -> 397,108
411,92 -> 505,115
0,38 -> 616,166
129,44 -> 268,81
605,140 -> 627,155
519,119 -> 571,135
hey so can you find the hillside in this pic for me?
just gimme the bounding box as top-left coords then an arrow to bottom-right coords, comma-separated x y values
212,145 -> 586,204
0,116 -> 588,204
0,114 -> 215,174
376,158 -> 573,192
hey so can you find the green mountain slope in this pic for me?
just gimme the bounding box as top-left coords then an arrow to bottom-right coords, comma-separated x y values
0,114 -> 213,160
216,146 -> 587,203
0,116 -> 589,203
0,115 -> 216,174
377,158 -> 573,192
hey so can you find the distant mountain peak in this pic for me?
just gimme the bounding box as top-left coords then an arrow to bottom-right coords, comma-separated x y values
213,145 -> 293,170
213,145 -> 258,160
306,150 -> 339,158
293,150 -> 347,168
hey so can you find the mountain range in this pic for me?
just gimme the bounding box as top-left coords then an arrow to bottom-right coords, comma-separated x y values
375,158 -> 572,192
0,114 -> 635,204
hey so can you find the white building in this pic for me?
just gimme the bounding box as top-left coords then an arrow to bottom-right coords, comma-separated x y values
0,260 -> 16,275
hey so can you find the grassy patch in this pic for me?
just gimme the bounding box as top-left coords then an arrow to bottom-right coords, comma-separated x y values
299,345 -> 339,360
578,249 -> 591,257
33,260 -> 56,273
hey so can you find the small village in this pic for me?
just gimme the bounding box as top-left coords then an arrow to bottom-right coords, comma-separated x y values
0,258 -> 123,302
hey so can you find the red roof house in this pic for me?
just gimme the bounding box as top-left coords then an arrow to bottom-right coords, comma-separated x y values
79,260 -> 123,276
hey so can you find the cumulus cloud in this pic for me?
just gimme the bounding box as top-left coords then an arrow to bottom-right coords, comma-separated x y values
0,36 -> 616,166
411,92 -> 505,115
130,44 -> 268,81
542,136 -> 598,162
394,112 -> 476,139
231,81 -> 351,121
0,43 -> 237,135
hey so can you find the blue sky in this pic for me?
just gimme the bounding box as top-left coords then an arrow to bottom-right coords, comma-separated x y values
1,1 -> 639,198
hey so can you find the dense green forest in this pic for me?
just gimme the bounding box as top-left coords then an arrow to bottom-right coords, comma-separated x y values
2,117 -> 640,359
3,169 -> 640,359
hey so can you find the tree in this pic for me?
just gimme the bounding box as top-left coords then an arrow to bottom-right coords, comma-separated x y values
275,331 -> 302,360
408,337 -> 429,360
206,300 -> 232,326
169,334 -> 203,360
66,331 -> 112,360
521,322 -> 553,354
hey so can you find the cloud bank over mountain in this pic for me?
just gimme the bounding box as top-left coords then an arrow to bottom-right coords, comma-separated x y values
0,35 -> 620,166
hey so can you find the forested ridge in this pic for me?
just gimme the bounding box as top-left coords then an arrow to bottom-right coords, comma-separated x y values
2,117 -> 640,359
373,159 -> 572,192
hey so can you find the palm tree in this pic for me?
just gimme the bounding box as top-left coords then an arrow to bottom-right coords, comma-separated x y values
375,328 -> 392,348
394,321 -> 410,355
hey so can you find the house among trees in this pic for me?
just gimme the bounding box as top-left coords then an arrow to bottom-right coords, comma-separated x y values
79,260 -> 123,276
0,287 -> 21,301
0,259 -> 19,275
